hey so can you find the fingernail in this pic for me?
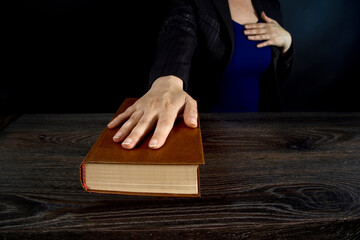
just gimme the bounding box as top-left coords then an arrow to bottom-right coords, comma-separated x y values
108,122 -> 113,127
122,138 -> 132,145
191,117 -> 197,126
149,139 -> 158,148
113,132 -> 122,139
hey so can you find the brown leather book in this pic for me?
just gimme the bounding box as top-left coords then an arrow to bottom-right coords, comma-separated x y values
80,98 -> 205,197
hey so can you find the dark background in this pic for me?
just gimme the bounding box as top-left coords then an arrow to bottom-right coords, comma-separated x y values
1,0 -> 359,113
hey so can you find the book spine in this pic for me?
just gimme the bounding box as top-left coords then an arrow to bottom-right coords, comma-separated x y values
80,163 -> 88,191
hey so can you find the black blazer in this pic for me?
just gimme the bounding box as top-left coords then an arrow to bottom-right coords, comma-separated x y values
147,0 -> 294,112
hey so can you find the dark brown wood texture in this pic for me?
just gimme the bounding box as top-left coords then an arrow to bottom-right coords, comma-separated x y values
0,114 -> 21,131
1,113 -> 360,239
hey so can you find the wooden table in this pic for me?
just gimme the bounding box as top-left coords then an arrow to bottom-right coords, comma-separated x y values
1,113 -> 360,239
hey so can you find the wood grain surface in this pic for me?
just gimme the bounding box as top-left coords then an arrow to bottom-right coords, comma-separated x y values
0,114 -> 21,132
0,113 -> 360,239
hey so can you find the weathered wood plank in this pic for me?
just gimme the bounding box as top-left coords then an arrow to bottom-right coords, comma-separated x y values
0,114 -> 21,131
1,113 -> 359,155
1,219 -> 360,240
0,113 -> 360,239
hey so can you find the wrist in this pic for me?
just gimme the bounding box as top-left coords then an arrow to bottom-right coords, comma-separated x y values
281,35 -> 292,55
151,75 -> 184,91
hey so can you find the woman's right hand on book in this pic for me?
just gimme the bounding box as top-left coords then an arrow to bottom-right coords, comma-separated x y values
107,75 -> 198,150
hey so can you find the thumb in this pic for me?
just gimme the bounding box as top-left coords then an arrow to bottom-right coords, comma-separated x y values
183,95 -> 198,128
261,11 -> 275,23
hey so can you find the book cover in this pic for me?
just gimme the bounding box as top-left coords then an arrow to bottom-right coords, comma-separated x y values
80,98 -> 205,197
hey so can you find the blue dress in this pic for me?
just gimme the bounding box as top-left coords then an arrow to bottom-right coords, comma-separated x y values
210,20 -> 272,112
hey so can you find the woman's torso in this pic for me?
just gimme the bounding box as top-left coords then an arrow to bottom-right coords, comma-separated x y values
209,18 -> 272,112
150,0 -> 286,112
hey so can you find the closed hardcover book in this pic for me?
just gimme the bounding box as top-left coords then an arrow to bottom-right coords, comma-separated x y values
80,98 -> 205,197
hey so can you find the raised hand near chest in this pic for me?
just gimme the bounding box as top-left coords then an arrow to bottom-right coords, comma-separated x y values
244,11 -> 292,54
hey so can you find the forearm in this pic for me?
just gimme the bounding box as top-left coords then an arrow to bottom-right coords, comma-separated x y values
148,0 -> 198,92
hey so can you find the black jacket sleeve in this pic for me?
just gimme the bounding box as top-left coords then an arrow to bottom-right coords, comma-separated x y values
147,0 -> 198,91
